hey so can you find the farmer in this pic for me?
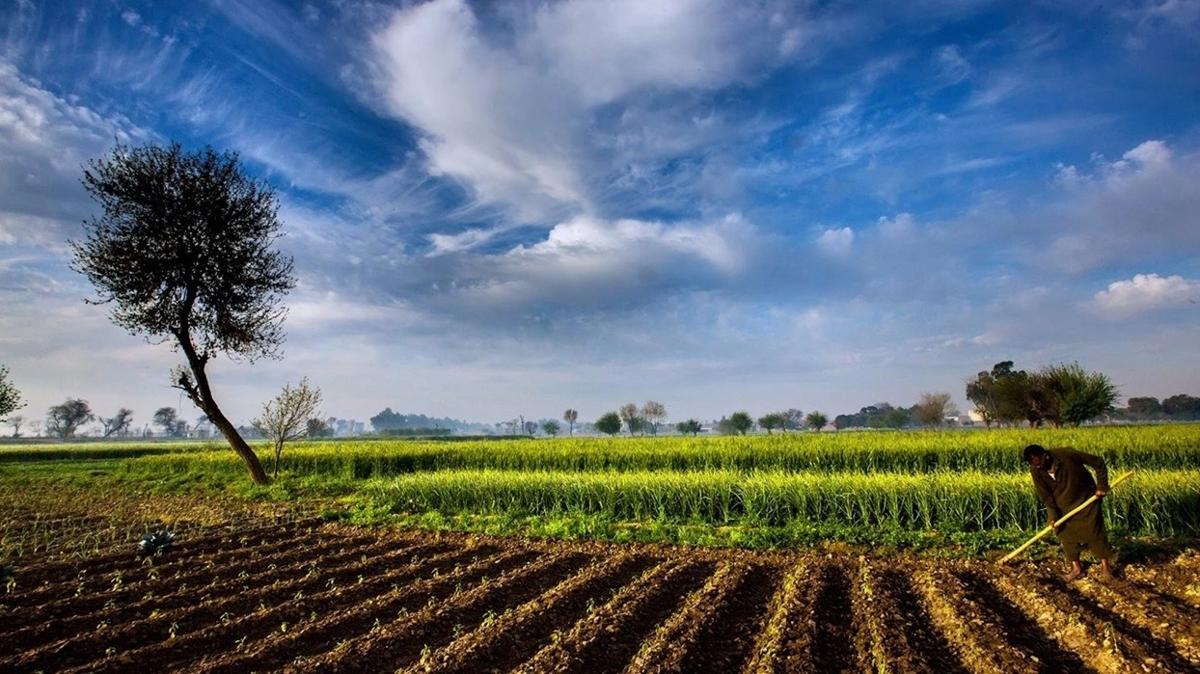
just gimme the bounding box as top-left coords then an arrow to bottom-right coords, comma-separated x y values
1023,444 -> 1115,581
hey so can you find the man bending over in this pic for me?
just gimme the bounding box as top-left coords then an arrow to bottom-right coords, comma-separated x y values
1023,443 -> 1115,581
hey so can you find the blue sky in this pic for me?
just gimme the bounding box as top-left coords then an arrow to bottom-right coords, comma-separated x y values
1,0 -> 1198,429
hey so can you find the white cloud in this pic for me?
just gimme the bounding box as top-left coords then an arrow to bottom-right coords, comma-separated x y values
1041,140 -> 1200,273
876,212 -> 916,238
0,59 -> 148,245
413,213 -> 763,316
1090,273 -> 1200,318
1119,139 -> 1171,170
817,226 -> 855,255
368,0 -> 808,220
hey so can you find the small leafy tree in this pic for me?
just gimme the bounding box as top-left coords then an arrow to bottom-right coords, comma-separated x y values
72,142 -> 296,484
101,408 -> 134,438
805,411 -> 828,431
728,411 -> 753,435
541,420 -> 560,436
562,408 -> 578,436
675,419 -> 702,436
0,365 -> 25,424
757,412 -> 787,434
47,399 -> 94,439
153,407 -> 180,437
1036,362 -> 1117,427
595,412 -> 622,436
783,408 -> 804,432
306,418 -> 333,438
253,378 -> 322,478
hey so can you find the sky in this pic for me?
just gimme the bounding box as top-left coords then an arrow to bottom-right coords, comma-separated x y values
1,0 -> 1198,431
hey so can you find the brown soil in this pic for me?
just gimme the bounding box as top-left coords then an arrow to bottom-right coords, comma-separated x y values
3,510 -> 1199,674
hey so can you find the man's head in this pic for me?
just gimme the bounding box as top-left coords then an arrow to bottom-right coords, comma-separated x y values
1023,444 -> 1050,470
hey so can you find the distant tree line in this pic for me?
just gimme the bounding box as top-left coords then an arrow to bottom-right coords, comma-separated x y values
370,408 -> 480,434
1118,395 -> 1200,421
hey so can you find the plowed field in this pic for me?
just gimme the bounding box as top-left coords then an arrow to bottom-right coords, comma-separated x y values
3,512 -> 1198,674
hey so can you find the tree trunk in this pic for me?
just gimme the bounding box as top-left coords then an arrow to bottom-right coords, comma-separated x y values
176,328 -> 270,485
211,410 -> 270,484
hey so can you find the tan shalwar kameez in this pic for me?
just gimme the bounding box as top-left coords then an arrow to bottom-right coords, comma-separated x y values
1030,447 -> 1114,562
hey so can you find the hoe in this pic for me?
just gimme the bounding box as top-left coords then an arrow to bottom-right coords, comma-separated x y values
999,470 -> 1135,564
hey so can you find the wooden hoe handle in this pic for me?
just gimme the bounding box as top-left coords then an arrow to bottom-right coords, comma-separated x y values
999,470 -> 1135,564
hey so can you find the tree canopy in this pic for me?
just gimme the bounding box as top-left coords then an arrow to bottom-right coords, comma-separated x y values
0,365 -> 23,422
47,399 -> 94,439
595,412 -> 622,435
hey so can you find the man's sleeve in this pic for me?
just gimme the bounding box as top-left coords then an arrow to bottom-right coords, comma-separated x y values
1064,447 -> 1110,491
1031,469 -> 1060,522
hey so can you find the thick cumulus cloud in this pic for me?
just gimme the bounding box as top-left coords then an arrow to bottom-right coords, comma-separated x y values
367,0 -> 808,220
1090,273 -> 1200,318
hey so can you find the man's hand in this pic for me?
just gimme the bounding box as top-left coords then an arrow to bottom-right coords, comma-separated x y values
1094,489 -> 1107,499
1049,519 -> 1060,532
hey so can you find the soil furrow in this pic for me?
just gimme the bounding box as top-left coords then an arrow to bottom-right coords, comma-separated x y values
1072,576 -> 1200,666
810,560 -> 864,673
2,521 -> 323,603
740,557 -> 823,674
952,567 -> 1094,672
409,553 -> 654,674
290,551 -> 594,673
910,563 -> 1043,673
624,556 -> 753,671
3,531 -> 371,632
185,546 -> 533,674
673,561 -> 777,674
60,542 -> 483,674
1122,564 -> 1200,610
8,518 -> 318,577
514,559 -> 714,674
4,532 -> 376,636
855,559 -> 969,674
4,536 -> 424,669
985,567 -> 1183,673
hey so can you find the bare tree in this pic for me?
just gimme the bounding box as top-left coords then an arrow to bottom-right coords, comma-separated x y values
46,399 -> 94,439
72,143 -> 296,484
253,377 -> 322,479
618,402 -> 641,436
641,400 -> 667,435
9,415 -> 25,438
914,392 -> 959,427
101,408 -> 134,438
562,408 -> 578,436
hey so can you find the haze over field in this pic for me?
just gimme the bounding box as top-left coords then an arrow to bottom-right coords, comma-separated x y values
1,0 -> 1198,425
